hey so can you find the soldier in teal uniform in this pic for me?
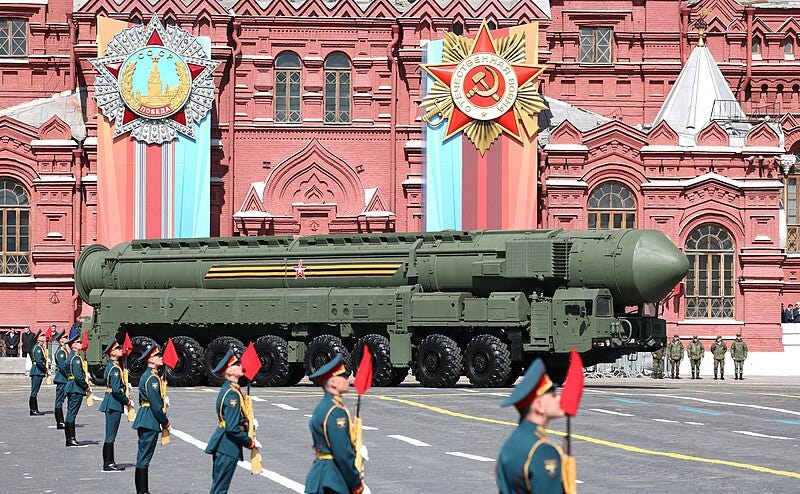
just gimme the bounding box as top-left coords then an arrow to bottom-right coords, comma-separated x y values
305,354 -> 366,494
204,348 -> 257,494
497,358 -> 567,494
133,343 -> 170,494
99,339 -> 130,472
28,329 -> 48,416
53,330 -> 69,428
64,332 -> 89,447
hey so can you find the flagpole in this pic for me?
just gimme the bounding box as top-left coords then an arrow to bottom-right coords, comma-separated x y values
565,416 -> 571,455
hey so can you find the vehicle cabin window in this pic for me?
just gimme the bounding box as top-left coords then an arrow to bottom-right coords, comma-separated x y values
565,301 -> 593,316
596,297 -> 612,317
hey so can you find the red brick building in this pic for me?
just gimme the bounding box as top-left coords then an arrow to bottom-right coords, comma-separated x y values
1,0 -> 799,371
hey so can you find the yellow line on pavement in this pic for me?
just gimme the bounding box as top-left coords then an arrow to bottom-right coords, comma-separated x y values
374,395 -> 800,480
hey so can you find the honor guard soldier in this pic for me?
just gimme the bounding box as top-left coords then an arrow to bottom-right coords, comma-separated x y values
64,332 -> 90,447
28,329 -> 48,416
99,339 -> 130,472
731,333 -> 749,380
205,349 -> 258,494
497,359 -> 567,494
53,330 -> 69,428
667,335 -> 685,379
710,335 -> 727,380
305,354 -> 367,494
687,335 -> 705,379
133,343 -> 170,494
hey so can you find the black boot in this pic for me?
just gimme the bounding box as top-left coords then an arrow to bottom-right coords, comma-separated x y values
65,423 -> 84,447
714,373 -> 718,380
29,397 -> 45,416
135,467 -> 150,494
720,372 -> 725,380
55,408 -> 65,429
103,442 -> 124,472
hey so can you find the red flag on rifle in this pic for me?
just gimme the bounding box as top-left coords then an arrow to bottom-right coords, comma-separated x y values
241,342 -> 262,381
353,345 -> 373,396
81,330 -> 89,352
162,338 -> 179,369
122,333 -> 133,356
560,349 -> 584,417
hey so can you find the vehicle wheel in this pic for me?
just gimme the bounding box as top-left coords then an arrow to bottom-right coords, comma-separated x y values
503,361 -> 525,387
126,336 -> 158,384
253,335 -> 291,387
88,363 -> 106,386
412,334 -> 462,388
164,336 -> 205,387
464,334 -> 511,388
285,364 -> 307,386
204,336 -> 244,387
352,334 -> 395,387
305,335 -> 351,377
388,366 -> 409,386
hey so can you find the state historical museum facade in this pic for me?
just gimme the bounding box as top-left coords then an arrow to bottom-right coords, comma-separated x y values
2,0 -> 800,360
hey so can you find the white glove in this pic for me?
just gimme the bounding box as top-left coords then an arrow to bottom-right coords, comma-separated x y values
165,395 -> 171,408
360,444 -> 369,461
254,438 -> 263,449
253,417 -> 259,430
362,483 -> 372,494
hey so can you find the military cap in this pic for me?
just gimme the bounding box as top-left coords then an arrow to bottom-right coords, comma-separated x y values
501,358 -> 554,411
211,348 -> 240,376
137,343 -> 161,362
53,330 -> 66,341
102,339 -> 121,355
66,331 -> 81,345
716,335 -> 722,340
692,335 -> 698,339
308,354 -> 347,385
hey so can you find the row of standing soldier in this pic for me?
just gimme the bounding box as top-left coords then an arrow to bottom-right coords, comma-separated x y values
652,334 -> 749,380
28,331 -> 579,494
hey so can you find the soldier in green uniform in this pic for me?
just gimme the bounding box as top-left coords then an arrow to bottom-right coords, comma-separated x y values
53,330 -> 69,428
28,329 -> 48,416
667,334 -> 685,379
305,354 -> 366,494
133,343 -> 170,494
64,332 -> 89,447
731,333 -> 749,380
687,335 -> 705,379
710,335 -> 727,380
651,345 -> 665,379
497,358 -> 567,494
205,348 -> 257,494
99,339 -> 130,472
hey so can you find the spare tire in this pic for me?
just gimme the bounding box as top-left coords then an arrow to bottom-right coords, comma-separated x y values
126,336 -> 158,384
203,336 -> 244,386
164,336 -> 205,387
305,335 -> 351,377
253,335 -> 291,387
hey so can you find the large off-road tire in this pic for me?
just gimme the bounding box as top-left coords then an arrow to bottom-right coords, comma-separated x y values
203,336 -> 244,386
253,335 -> 292,387
412,334 -> 463,388
464,334 -> 512,388
127,336 -> 158,383
164,336 -> 205,387
352,334 -> 396,387
285,364 -> 307,386
88,364 -> 106,386
503,361 -> 525,387
305,335 -> 351,377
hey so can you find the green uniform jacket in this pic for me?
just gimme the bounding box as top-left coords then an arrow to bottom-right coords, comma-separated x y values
687,341 -> 704,360
304,392 -> 362,494
731,340 -> 748,361
204,381 -> 253,460
668,341 -> 685,360
652,347 -> 665,361
29,344 -> 47,377
53,347 -> 68,384
710,341 -> 727,360
497,420 -> 565,494
99,361 -> 129,413
64,353 -> 88,396
132,369 -> 169,431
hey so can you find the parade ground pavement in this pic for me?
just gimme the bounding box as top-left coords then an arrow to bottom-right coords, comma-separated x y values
1,374 -> 799,493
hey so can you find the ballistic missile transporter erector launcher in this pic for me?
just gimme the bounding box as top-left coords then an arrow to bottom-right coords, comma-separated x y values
75,228 -> 689,387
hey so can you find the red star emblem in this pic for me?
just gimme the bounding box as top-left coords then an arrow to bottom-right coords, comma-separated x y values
293,260 -> 307,279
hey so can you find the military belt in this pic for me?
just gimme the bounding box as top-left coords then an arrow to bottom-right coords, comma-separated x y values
315,451 -> 333,460
68,376 -> 75,380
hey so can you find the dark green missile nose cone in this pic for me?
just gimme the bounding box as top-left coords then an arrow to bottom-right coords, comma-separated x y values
632,231 -> 690,302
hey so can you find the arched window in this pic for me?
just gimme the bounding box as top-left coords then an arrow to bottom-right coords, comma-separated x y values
787,156 -> 800,251
0,178 -> 30,275
785,37 -> 795,60
587,181 -> 637,229
324,52 -> 351,124
274,51 -> 302,124
684,224 -> 735,319
752,37 -> 762,60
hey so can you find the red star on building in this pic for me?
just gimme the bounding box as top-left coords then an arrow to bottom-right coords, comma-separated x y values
293,260 -> 307,279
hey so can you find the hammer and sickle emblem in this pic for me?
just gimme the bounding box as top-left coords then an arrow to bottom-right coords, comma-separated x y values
466,67 -> 501,102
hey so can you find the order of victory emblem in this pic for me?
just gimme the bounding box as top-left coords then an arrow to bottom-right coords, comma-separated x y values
90,15 -> 220,144
420,22 -> 547,154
